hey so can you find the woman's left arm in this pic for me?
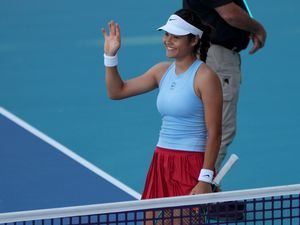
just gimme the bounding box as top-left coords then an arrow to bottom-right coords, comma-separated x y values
190,64 -> 223,195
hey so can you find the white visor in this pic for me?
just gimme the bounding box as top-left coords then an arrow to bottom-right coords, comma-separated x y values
157,14 -> 203,38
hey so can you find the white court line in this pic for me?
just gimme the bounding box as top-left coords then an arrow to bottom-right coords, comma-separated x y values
0,106 -> 141,200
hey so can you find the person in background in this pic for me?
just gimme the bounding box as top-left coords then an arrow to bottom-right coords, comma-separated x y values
183,0 -> 267,171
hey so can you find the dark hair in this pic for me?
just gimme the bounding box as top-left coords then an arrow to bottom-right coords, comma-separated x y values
174,9 -> 213,62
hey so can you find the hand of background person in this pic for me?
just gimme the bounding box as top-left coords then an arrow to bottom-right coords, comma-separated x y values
190,181 -> 212,195
249,27 -> 267,54
101,21 -> 121,56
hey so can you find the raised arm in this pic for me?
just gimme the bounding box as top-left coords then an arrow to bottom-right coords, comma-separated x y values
215,2 -> 267,54
101,21 -> 169,99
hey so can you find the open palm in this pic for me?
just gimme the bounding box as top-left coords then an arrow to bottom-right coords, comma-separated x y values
102,21 -> 121,56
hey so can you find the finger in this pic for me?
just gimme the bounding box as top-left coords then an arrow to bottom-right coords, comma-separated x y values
109,20 -> 116,36
249,44 -> 261,54
256,33 -> 266,46
101,28 -> 107,37
115,23 -> 121,38
249,37 -> 261,54
258,37 -> 265,48
249,45 -> 258,54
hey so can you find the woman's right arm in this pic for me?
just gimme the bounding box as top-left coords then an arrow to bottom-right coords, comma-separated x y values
105,63 -> 169,100
102,21 -> 170,99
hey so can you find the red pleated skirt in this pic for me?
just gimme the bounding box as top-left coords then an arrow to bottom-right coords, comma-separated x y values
141,146 -> 205,199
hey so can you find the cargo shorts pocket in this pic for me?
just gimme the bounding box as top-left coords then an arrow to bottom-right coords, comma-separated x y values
220,75 -> 234,101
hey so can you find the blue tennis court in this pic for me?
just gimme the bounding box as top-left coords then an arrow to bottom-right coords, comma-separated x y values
0,107 -> 139,213
0,0 -> 300,214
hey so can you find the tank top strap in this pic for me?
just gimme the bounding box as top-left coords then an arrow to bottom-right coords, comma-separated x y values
188,59 -> 202,80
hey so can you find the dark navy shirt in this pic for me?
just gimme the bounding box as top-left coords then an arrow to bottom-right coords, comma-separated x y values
183,0 -> 250,51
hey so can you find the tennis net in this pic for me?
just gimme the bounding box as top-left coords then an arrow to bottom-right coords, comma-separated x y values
1,184 -> 300,225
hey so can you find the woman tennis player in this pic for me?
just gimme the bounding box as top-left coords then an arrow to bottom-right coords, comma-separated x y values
102,9 -> 222,201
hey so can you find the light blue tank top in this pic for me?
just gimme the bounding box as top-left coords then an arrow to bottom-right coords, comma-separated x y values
156,59 -> 207,152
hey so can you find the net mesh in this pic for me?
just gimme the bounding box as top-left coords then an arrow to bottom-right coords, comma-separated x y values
1,184 -> 300,225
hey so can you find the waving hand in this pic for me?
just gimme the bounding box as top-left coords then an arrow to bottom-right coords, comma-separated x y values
101,21 -> 121,56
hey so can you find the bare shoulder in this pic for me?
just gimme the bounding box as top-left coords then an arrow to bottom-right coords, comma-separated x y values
150,61 -> 172,74
197,63 -> 219,81
195,63 -> 221,96
147,61 -> 172,81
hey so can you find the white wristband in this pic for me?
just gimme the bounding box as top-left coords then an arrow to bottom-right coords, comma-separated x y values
198,168 -> 214,183
104,53 -> 118,67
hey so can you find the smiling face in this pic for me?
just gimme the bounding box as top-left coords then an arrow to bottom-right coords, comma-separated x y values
163,32 -> 198,60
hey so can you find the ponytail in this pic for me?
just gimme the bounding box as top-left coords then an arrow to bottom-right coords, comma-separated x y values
199,31 -> 211,62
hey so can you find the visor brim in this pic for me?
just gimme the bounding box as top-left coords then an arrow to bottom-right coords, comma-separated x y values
157,25 -> 190,36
